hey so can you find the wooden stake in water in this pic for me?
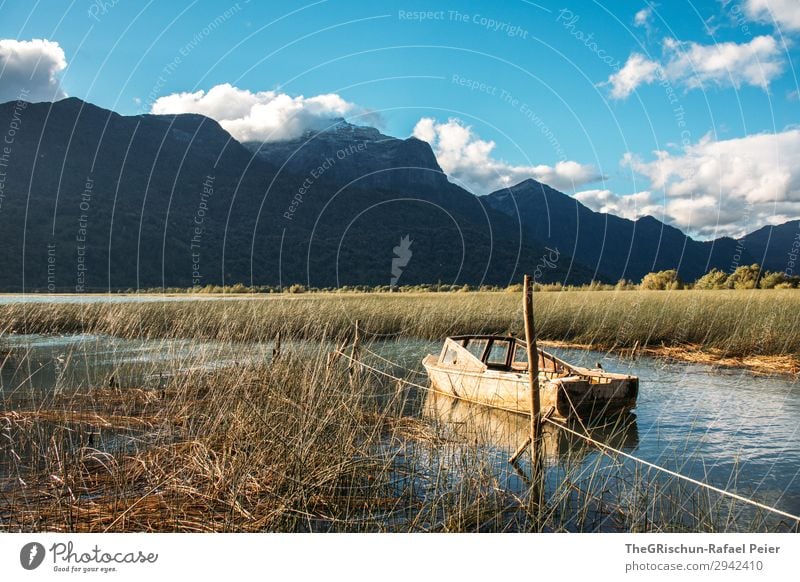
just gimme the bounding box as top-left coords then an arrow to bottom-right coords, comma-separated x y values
509,275 -> 542,466
523,275 -> 542,466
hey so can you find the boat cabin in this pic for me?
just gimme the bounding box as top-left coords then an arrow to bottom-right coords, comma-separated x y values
440,335 -> 574,380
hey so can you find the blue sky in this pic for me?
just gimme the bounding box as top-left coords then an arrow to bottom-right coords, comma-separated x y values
1,0 -> 798,239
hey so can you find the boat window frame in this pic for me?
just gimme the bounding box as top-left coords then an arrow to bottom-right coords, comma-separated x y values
461,337 -> 490,363
511,343 -> 529,371
483,337 -> 514,370
441,343 -> 461,366
450,335 -> 578,376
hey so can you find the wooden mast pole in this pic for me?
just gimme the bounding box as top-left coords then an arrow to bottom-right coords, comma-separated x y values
508,274 -> 542,466
523,275 -> 541,448
524,274 -> 545,522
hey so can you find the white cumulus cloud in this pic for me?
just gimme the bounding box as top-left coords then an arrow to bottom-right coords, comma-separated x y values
0,38 -> 67,103
664,35 -> 783,90
150,83 -> 363,142
634,7 -> 653,28
607,54 -> 660,99
606,35 -> 784,98
625,130 -> 800,205
584,129 -> 800,238
574,189 -> 664,220
744,0 -> 800,32
412,117 -> 602,194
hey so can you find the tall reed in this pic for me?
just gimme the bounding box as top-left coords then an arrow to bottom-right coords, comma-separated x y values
2,290 -> 799,359
1,337 -> 789,532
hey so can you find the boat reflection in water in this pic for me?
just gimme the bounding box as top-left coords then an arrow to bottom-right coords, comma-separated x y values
422,389 -> 639,464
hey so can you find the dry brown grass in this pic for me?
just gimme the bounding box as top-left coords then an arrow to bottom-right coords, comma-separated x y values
3,291 -> 796,531
1,346 -> 464,532
1,340 -> 788,533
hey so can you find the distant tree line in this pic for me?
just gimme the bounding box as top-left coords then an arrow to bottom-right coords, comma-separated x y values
636,264 -> 799,290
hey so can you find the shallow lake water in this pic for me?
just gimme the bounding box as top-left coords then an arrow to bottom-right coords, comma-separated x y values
1,317 -> 798,531
375,340 -> 800,530
0,294 -> 255,305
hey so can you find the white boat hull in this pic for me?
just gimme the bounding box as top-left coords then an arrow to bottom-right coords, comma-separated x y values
423,354 -> 638,420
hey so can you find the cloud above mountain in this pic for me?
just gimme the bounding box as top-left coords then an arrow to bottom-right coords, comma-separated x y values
744,0 -> 800,32
412,117 -> 602,194
574,189 -> 664,221
150,83 -> 372,142
577,129 -> 800,238
0,39 -> 67,103
606,35 -> 784,99
634,6 -> 653,28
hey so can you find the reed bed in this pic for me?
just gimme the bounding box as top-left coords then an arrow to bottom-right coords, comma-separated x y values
2,291 -> 796,531
2,290 -> 799,364
0,339 -> 789,533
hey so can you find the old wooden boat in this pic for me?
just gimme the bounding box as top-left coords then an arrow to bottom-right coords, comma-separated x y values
422,335 -> 638,421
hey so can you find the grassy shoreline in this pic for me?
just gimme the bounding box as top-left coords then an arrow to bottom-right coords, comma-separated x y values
2,290 -> 798,373
2,345 -> 786,533
2,292 -> 796,532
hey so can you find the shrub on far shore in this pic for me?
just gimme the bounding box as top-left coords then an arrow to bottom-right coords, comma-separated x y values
694,268 -> 728,289
640,269 -> 682,290
726,264 -> 762,289
759,271 -> 788,289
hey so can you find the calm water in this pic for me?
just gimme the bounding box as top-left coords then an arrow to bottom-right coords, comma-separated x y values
1,329 -> 798,530
379,340 -> 800,528
0,333 -> 278,397
0,294 -> 254,305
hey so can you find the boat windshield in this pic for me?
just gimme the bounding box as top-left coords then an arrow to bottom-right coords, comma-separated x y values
511,342 -> 570,375
486,339 -> 510,367
512,345 -> 528,370
464,338 -> 489,360
455,336 -> 573,374
442,344 -> 460,365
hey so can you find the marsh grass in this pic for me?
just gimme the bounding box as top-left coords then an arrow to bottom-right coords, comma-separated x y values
2,290 -> 799,366
0,333 -> 792,533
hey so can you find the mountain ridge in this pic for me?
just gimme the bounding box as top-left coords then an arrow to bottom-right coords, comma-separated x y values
0,97 -> 793,291
483,178 -> 763,282
0,97 -> 590,290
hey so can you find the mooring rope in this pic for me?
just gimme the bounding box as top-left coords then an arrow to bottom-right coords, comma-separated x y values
334,349 -> 800,524
360,346 -> 428,377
